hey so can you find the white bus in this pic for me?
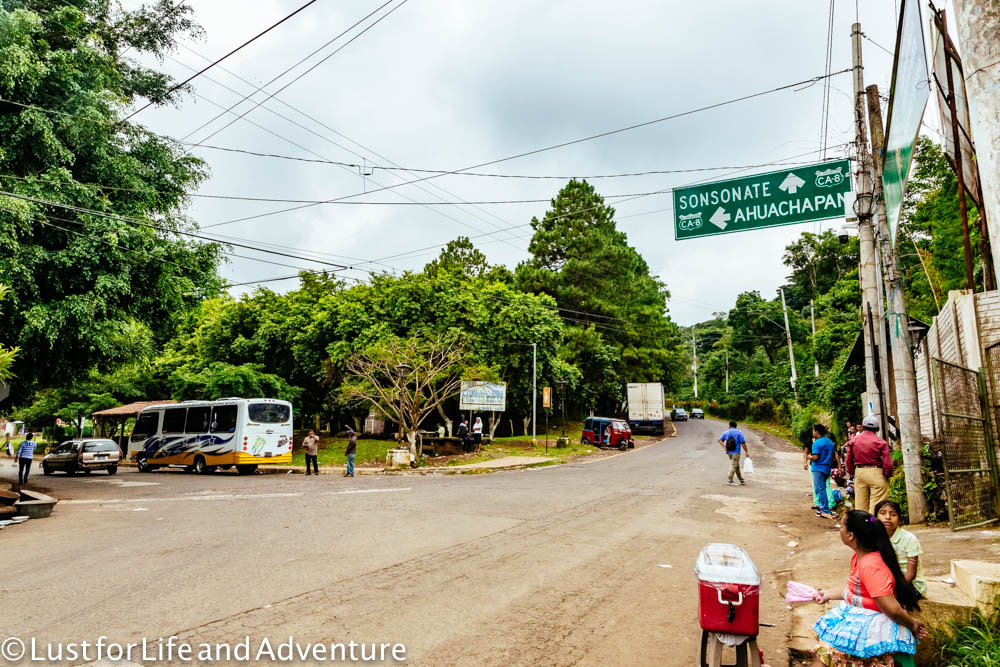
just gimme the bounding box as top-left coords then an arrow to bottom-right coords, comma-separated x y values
128,398 -> 293,474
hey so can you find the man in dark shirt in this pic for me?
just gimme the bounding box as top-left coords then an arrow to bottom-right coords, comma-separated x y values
344,426 -> 358,478
846,415 -> 893,513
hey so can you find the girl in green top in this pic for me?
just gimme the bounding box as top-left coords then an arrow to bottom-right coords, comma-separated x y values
874,500 -> 926,597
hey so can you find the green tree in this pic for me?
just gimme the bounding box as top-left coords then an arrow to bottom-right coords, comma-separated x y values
0,0 -> 222,401
0,284 -> 19,382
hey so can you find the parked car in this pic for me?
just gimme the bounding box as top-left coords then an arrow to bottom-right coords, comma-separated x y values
42,438 -> 121,475
691,408 -> 705,419
581,417 -> 635,450
671,408 -> 689,421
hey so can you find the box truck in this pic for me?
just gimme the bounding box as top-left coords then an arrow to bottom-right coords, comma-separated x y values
626,382 -> 665,435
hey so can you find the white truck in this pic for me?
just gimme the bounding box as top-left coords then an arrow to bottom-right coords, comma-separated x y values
626,382 -> 665,435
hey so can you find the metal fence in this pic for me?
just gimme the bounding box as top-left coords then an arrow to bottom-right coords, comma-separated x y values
986,342 -> 1000,461
932,357 -> 999,530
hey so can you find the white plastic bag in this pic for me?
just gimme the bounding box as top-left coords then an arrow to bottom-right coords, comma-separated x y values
743,457 -> 755,474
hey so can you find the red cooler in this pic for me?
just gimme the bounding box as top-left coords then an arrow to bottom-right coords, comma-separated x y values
694,543 -> 761,636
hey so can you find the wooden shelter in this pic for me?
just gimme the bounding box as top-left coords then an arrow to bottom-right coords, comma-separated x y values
92,400 -> 175,450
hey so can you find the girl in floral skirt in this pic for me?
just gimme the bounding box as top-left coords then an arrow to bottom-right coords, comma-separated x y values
811,510 -> 928,666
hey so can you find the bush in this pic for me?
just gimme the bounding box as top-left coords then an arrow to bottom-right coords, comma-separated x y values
748,398 -> 778,423
791,403 -> 833,447
888,444 -> 946,522
932,602 -> 1000,666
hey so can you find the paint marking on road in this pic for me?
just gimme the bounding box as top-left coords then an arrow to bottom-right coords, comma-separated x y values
83,479 -> 160,487
61,492 -> 305,505
322,487 -> 412,496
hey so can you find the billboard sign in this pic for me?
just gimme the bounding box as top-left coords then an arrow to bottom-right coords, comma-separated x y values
459,381 -> 507,412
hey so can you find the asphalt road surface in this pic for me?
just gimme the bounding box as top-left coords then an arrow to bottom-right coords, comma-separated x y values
3,418 -> 812,665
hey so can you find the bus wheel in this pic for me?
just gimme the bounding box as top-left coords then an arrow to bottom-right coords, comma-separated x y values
236,465 -> 256,475
137,457 -> 150,473
193,456 -> 209,475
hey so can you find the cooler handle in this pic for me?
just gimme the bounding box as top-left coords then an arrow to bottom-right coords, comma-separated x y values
717,590 -> 743,606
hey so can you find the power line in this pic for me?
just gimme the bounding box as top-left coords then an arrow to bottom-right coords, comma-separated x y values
202,67 -> 854,230
0,190 -> 348,270
125,0 -> 321,120
187,143 -> 822,180
181,0 -> 406,146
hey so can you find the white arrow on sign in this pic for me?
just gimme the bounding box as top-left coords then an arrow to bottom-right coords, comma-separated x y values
709,207 -> 730,229
779,172 -> 806,194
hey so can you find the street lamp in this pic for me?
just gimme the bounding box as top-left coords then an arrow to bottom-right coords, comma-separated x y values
556,378 -> 567,438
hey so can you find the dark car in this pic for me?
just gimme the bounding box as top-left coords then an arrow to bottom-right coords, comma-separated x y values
691,408 -> 705,419
671,408 -> 689,421
42,438 -> 122,475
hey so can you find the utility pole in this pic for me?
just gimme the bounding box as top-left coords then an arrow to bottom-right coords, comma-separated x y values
692,331 -> 698,398
852,22 -> 883,422
780,287 -> 798,398
952,0 -> 1000,290
531,343 -> 537,444
867,83 -> 928,522
811,299 -> 819,378
725,350 -> 730,393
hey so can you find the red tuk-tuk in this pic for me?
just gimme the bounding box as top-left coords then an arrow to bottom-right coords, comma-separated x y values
581,417 -> 635,450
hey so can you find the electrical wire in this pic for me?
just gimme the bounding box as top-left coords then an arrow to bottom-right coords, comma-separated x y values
0,190 -> 348,270
202,67 -> 854,230
125,0 -> 321,120
181,0 -> 406,146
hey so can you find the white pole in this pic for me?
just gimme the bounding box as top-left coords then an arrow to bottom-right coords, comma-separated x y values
811,299 -> 820,378
725,350 -> 729,394
692,331 -> 698,398
780,287 -> 798,398
531,343 -> 537,444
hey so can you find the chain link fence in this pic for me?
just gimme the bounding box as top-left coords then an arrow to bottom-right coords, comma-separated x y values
932,358 -> 999,530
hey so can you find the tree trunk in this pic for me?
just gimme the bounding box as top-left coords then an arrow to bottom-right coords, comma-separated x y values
436,404 -> 453,436
522,416 -> 531,438
488,414 -> 500,440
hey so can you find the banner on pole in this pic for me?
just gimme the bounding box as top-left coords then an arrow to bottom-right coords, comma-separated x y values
542,386 -> 552,408
882,0 -> 930,242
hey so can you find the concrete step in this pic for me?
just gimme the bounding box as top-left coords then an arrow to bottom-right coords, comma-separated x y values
951,560 -> 1000,613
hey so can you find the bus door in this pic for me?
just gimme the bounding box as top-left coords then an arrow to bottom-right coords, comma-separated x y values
244,401 -> 292,458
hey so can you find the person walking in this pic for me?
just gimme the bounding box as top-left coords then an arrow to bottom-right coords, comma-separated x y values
718,421 -> 749,487
472,417 -> 483,451
4,432 -> 12,457
846,416 -> 893,513
344,426 -> 357,477
16,432 -> 37,485
301,429 -> 320,476
806,424 -> 837,520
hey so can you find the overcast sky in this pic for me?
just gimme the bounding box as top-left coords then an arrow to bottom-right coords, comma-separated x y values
129,0 -> 951,326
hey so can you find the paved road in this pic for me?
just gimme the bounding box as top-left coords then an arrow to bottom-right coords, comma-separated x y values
2,418 -> 811,665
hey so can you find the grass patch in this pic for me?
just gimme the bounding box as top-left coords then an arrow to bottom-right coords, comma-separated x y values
281,436 -> 395,467
932,604 -> 1000,666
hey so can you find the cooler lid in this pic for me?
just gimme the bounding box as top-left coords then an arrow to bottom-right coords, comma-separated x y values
694,543 -> 761,585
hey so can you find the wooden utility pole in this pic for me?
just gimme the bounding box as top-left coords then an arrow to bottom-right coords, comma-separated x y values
780,287 -> 798,398
936,11 -> 977,290
852,23 -> 883,422
867,83 -> 928,523
952,0 -> 1000,290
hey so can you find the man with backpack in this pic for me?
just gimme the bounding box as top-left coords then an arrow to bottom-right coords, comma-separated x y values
718,421 -> 749,487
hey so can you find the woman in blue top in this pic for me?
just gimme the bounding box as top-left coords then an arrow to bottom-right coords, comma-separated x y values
807,424 -> 838,519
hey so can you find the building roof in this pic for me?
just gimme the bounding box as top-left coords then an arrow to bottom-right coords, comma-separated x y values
91,400 -> 176,418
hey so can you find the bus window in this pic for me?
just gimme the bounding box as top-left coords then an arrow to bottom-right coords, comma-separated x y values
248,403 -> 290,423
131,413 -> 159,441
210,405 -> 238,433
162,408 -> 187,434
185,406 -> 210,433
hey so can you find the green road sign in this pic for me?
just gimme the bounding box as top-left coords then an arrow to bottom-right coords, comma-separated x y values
672,159 -> 852,240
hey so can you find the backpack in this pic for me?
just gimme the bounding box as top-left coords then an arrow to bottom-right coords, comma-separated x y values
726,434 -> 738,453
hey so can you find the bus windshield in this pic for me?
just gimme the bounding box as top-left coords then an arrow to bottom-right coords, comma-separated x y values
248,403 -> 290,424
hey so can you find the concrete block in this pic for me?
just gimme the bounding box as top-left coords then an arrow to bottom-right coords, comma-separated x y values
951,560 -> 1000,612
